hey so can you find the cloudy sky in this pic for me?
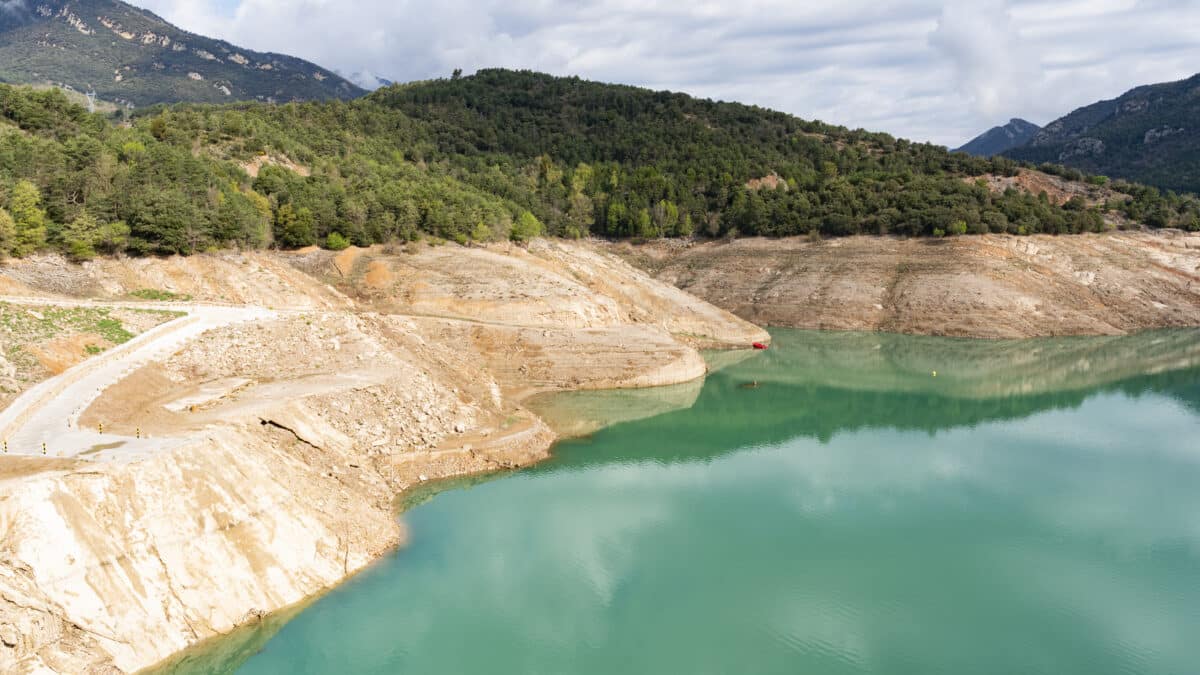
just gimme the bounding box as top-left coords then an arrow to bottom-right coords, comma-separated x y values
132,0 -> 1200,147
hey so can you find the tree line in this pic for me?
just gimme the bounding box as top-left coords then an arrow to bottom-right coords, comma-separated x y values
2,70 -> 1197,261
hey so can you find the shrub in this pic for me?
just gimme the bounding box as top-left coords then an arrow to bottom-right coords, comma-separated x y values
510,211 -> 543,242
129,289 -> 192,302
470,222 -> 493,242
325,232 -> 351,251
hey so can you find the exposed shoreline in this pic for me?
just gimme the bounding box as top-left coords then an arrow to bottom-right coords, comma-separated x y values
146,376 -> 646,675
144,431 -> 551,675
3,231 -> 1199,672
612,231 -> 1200,339
0,240 -> 766,674
149,322 -> 1200,672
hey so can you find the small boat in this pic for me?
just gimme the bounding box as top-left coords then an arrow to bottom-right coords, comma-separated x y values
752,342 -> 768,350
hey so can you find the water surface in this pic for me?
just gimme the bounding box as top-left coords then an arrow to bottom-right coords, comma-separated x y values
176,329 -> 1200,675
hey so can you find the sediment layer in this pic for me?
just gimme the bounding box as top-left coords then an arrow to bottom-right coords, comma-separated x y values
616,232 -> 1200,338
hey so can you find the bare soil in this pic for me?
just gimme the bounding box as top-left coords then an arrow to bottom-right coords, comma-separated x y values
613,231 -> 1200,338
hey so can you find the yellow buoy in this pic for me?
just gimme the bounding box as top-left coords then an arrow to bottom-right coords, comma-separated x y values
932,371 -> 938,377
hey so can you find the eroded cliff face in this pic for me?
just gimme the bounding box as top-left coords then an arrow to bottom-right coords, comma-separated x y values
615,232 -> 1200,339
0,240 -> 766,673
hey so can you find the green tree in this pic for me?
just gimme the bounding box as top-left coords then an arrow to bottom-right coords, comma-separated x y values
676,213 -> 694,237
8,180 -> 47,257
0,208 -> 14,257
606,202 -> 628,237
325,232 -> 351,251
511,210 -> 543,242
62,212 -> 101,261
470,222 -> 493,242
565,192 -> 594,238
274,204 -> 317,248
97,220 -> 131,254
635,208 -> 655,238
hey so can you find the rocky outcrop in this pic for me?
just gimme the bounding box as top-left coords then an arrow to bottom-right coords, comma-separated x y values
1,0 -> 365,107
1144,127 -> 1185,145
1059,137 -> 1105,161
0,240 -> 765,672
1006,73 -> 1200,193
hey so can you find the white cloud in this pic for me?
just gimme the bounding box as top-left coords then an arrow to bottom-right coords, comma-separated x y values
929,0 -> 1040,118
131,0 -> 1200,147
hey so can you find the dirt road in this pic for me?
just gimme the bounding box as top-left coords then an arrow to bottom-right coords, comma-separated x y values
0,299 -> 274,460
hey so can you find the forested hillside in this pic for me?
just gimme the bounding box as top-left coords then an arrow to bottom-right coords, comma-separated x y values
1006,73 -> 1200,193
1,69 -> 1198,260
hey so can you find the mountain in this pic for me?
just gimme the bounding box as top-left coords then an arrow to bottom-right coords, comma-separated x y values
954,118 -> 1040,157
1,69 -> 1197,261
1005,74 -> 1200,193
0,0 -> 363,108
344,70 -> 394,90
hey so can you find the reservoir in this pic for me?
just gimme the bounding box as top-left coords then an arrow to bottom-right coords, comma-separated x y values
185,329 -> 1200,675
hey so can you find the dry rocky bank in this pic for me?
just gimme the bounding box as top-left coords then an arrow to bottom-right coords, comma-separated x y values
3,231 -> 1198,672
0,240 -> 765,674
614,231 -> 1200,338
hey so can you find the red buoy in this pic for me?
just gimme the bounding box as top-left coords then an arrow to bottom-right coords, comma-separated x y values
753,342 -> 768,350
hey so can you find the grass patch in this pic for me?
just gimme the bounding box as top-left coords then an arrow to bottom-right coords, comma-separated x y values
94,317 -> 134,344
0,304 -> 182,398
130,289 -> 193,302
0,303 -> 175,369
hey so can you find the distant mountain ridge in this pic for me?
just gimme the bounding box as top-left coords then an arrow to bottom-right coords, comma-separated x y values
955,118 -> 1041,157
1005,73 -> 1200,193
0,0 -> 363,108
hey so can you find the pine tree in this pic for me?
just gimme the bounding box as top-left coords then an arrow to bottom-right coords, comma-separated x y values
97,220 -> 131,254
62,212 -> 101,261
510,211 -> 543,242
0,208 -> 14,258
8,180 -> 47,257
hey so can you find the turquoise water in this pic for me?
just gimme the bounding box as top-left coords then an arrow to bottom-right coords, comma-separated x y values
192,329 -> 1200,675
